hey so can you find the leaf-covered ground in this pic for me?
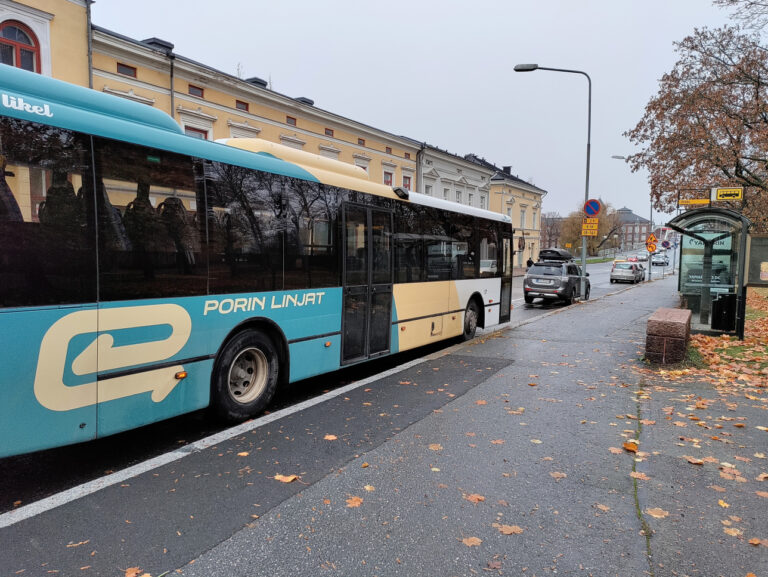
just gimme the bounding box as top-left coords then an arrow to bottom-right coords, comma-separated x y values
681,288 -> 768,388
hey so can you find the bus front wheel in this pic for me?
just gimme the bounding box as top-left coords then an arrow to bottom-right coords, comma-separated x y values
212,330 -> 279,421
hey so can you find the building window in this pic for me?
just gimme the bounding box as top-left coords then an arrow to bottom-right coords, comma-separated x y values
404,152 -> 411,160
286,115 -> 297,126
358,138 -> 365,146
443,188 -> 449,200
0,20 -> 40,73
520,210 -> 526,229
468,193 -> 474,206
403,175 -> 411,190
386,146 -> 392,155
188,84 -> 204,98
425,185 -> 432,196
325,128 -> 334,137
117,62 -> 137,78
456,191 -> 462,204
480,195 -> 487,210
235,100 -> 249,112
384,171 -> 393,186
532,210 -> 537,229
184,126 -> 208,139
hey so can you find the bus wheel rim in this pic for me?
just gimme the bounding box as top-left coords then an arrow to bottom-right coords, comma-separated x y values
228,347 -> 268,404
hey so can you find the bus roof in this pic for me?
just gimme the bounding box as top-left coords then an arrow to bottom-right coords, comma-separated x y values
0,67 -> 511,225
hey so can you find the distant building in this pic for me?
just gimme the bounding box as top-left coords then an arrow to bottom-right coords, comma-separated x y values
616,207 -> 650,250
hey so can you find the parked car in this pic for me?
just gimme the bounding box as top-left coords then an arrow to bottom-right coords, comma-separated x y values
651,253 -> 670,266
637,253 -> 648,262
627,255 -> 638,262
524,259 -> 590,304
610,261 -> 644,284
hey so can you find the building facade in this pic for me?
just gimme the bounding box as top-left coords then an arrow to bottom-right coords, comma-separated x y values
616,206 -> 651,250
2,0 -> 545,253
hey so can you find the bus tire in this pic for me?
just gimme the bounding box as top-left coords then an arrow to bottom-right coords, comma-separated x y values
462,300 -> 479,341
211,330 -> 279,422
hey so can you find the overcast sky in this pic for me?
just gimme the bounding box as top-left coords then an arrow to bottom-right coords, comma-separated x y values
91,0 -> 735,224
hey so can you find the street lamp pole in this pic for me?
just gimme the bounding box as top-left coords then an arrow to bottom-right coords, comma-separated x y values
514,63 -> 591,299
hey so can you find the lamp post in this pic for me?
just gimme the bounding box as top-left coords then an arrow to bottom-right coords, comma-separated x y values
514,63 -> 591,299
611,155 -> 652,281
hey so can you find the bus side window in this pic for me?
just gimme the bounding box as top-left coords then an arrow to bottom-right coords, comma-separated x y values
0,117 -> 96,308
91,137 -> 204,301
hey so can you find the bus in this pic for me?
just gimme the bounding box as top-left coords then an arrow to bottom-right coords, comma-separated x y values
0,66 -> 514,458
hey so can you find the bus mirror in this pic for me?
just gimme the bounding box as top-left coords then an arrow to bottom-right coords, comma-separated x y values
393,186 -> 409,200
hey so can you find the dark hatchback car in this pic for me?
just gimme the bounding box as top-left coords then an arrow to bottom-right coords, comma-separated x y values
524,259 -> 590,305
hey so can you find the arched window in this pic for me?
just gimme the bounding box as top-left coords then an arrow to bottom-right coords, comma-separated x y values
0,20 -> 40,73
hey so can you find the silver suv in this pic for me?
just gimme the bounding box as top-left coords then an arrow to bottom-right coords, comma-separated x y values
524,260 -> 590,305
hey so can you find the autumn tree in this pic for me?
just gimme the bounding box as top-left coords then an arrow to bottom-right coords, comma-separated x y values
625,26 -> 768,231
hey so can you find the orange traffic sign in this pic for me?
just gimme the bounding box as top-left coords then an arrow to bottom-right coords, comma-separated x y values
646,233 -> 658,244
646,243 -> 657,253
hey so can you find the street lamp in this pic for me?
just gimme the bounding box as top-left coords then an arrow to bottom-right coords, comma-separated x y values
514,63 -> 591,299
611,155 -> 652,281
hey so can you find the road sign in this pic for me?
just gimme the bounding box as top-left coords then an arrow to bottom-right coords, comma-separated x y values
581,223 -> 598,231
662,240 -> 670,249
712,187 -> 743,201
679,198 -> 710,206
565,243 -> 572,248
583,217 -> 599,224
646,243 -> 656,253
646,233 -> 658,244
583,199 -> 601,216
581,227 -> 598,237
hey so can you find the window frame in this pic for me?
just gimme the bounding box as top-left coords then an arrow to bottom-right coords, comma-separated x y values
116,62 -> 137,78
0,19 -> 41,73
324,127 -> 334,137
188,84 -> 205,98
286,115 -> 297,126
235,99 -> 249,112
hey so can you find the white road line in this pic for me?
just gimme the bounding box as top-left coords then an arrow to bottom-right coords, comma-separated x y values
0,355 -> 431,529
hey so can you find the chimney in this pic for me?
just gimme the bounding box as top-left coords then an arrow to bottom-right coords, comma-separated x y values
142,37 -> 174,53
295,97 -> 314,106
246,77 -> 268,88
502,166 -> 512,175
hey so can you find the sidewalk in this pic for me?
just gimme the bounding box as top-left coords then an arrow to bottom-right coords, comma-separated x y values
176,276 -> 767,577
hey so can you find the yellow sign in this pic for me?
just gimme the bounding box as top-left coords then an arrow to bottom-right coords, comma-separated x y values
565,243 -> 572,248
581,223 -> 598,231
646,243 -> 656,253
581,227 -> 598,237
679,198 -> 710,206
714,187 -> 743,200
582,217 -> 599,224
646,233 -> 658,244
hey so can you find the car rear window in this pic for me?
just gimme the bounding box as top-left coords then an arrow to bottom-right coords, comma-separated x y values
615,263 -> 632,269
529,264 -> 562,276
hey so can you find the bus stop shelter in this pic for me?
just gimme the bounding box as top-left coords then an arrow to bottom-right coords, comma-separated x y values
667,208 -> 750,340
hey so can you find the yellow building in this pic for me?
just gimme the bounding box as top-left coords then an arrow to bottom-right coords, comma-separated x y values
1,0 -> 545,252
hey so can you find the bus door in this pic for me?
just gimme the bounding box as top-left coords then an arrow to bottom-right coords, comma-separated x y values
342,205 -> 393,364
499,233 -> 513,323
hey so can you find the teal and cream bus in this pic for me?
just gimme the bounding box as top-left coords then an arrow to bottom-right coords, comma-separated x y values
0,66 -> 514,458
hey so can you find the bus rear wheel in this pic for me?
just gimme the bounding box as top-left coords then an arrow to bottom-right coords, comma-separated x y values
462,300 -> 479,341
212,330 -> 279,422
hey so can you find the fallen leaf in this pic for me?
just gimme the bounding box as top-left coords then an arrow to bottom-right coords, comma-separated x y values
464,493 -> 485,504
125,569 -> 142,577
475,400 -> 487,405
609,447 -> 623,454
724,527 -> 743,537
630,472 -> 650,480
361,462 -> 369,468
364,485 -> 375,492
719,500 -> 730,508
462,536 -> 482,547
323,434 -> 338,441
646,507 -> 669,519
429,444 -> 443,451
490,439 -> 505,445
595,503 -> 610,512
274,474 -> 298,483
709,485 -> 727,492
623,441 -> 638,453
528,383 -> 537,387
493,523 -> 524,535
549,471 -> 567,480
237,451 -> 249,457
683,456 -> 704,465
756,491 -> 768,498
346,496 -> 363,508
531,439 -> 542,444
757,473 -> 768,481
